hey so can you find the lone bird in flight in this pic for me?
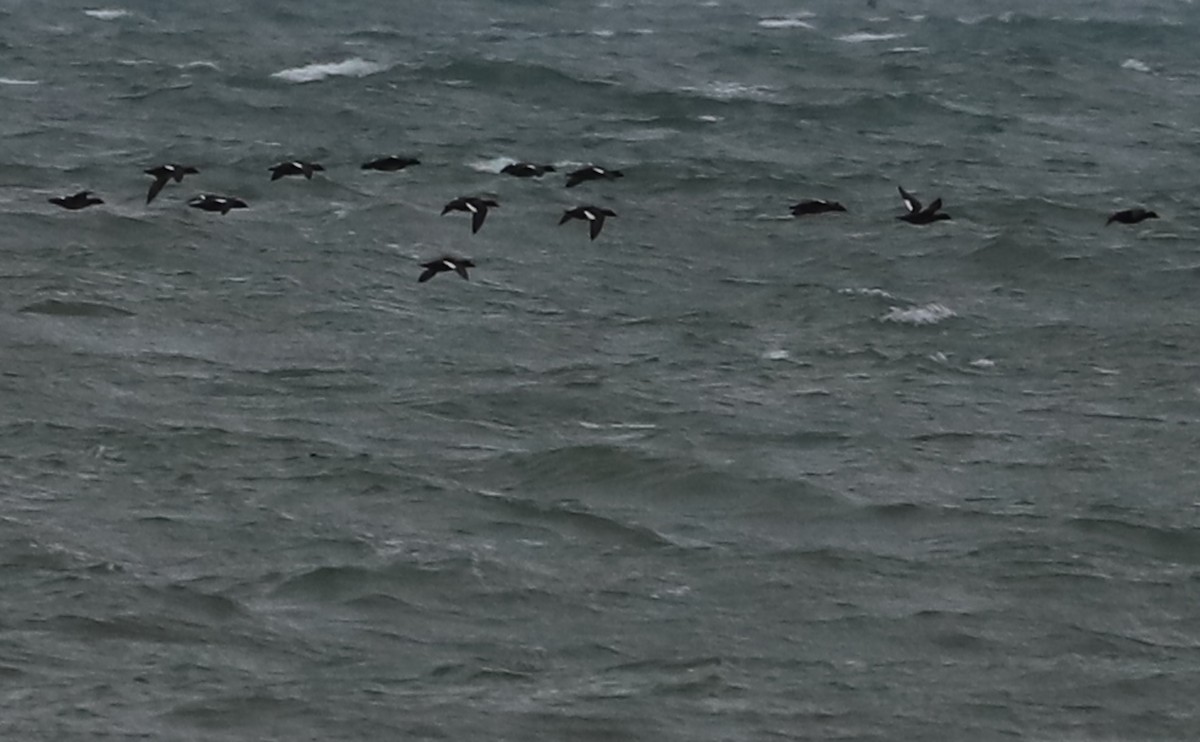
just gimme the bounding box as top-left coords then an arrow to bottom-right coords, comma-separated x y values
790,199 -> 847,217
559,205 -> 617,240
418,256 -> 475,283
361,156 -> 420,172
501,162 -> 556,178
269,160 -> 325,180
145,164 -> 199,204
49,191 -> 103,210
442,196 -> 499,234
896,186 -> 951,224
188,194 -> 248,215
1106,207 -> 1158,226
565,165 -> 623,188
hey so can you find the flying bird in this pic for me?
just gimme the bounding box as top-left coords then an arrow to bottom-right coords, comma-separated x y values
418,256 -> 475,283
559,205 -> 617,240
897,186 -> 951,224
441,196 -> 499,234
49,191 -> 103,210
145,164 -> 199,204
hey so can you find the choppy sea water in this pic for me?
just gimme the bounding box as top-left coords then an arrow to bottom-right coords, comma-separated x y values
3,1 -> 1200,739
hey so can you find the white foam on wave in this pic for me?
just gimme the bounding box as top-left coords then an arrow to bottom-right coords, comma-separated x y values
0,77 -> 39,85
880,302 -> 956,325
681,81 -> 778,102
1121,58 -> 1152,73
758,14 -> 817,30
837,32 -> 906,43
271,57 -> 386,83
469,156 -> 516,173
840,287 -> 896,300
83,8 -> 129,20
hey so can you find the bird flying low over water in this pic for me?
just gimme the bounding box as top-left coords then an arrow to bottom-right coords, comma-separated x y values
501,162 -> 556,178
1106,207 -> 1158,226
269,160 -> 325,180
418,256 -> 475,282
790,199 -> 846,217
441,196 -> 499,234
565,165 -> 623,188
48,190 -> 103,210
559,205 -> 617,240
145,164 -> 199,204
897,186 -> 951,224
187,194 -> 248,215
361,156 -> 420,171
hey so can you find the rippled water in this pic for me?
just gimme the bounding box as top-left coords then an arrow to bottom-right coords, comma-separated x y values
3,1 -> 1200,740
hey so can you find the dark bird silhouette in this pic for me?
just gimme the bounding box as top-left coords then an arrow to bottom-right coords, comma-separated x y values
1106,207 -> 1158,226
897,186 -> 951,224
501,162 -> 556,178
441,196 -> 499,234
188,194 -> 248,215
49,191 -> 104,210
269,160 -> 325,180
791,199 -> 847,217
418,256 -> 475,283
565,165 -> 623,188
145,164 -> 199,204
361,156 -> 420,172
559,205 -> 617,240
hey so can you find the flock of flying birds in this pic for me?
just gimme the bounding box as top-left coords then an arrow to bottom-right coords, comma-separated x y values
47,157 -> 1159,283
46,157 -> 631,283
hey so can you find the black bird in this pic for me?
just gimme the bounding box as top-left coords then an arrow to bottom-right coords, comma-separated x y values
559,205 -> 617,240
269,160 -> 325,180
418,256 -> 475,283
48,191 -> 104,210
1106,207 -> 1158,226
145,164 -> 199,204
361,156 -> 420,172
188,194 -> 248,215
897,186 -> 951,224
791,199 -> 846,217
501,162 -> 556,178
565,165 -> 623,188
441,196 -> 499,234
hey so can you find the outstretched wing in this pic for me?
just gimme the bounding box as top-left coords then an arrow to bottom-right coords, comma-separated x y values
589,215 -> 605,240
558,211 -> 574,225
454,264 -> 470,280
898,186 -> 921,214
470,205 -> 487,234
925,198 -> 943,215
418,267 -> 437,283
146,175 -> 169,204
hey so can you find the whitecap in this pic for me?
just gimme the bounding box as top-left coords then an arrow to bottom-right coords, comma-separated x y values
681,81 -> 778,102
1121,58 -> 1151,73
591,29 -> 615,38
758,15 -> 816,30
697,114 -> 722,123
0,77 -> 39,85
271,57 -> 386,83
469,156 -> 516,173
969,358 -> 996,369
839,287 -> 896,300
83,8 -> 129,20
880,302 -> 956,325
837,32 -> 906,43
763,349 -> 790,361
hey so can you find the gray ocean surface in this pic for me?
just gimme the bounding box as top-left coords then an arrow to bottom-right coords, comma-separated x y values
3,1 -> 1200,739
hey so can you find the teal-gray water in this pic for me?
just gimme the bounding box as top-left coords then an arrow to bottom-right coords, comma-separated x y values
3,1 -> 1200,739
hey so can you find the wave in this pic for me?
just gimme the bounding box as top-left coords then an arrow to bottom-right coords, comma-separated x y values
83,8 -> 129,21
0,77 -> 39,86
879,302 -> 957,326
837,32 -> 907,43
270,57 -> 387,84
758,15 -> 816,30
19,300 -> 134,318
